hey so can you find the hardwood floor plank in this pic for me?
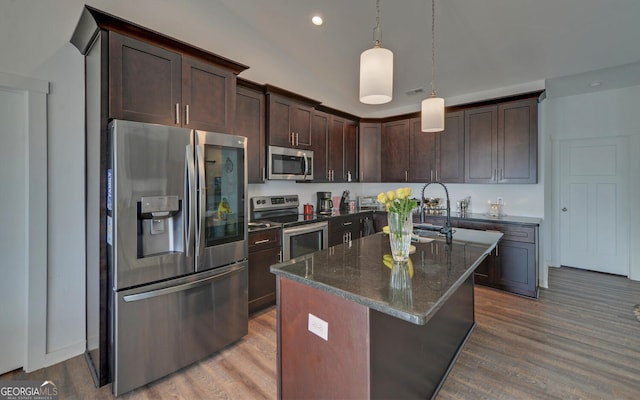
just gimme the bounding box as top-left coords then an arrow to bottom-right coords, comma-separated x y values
2,267 -> 639,399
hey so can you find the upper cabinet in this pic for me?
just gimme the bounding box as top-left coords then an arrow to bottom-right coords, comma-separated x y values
266,86 -> 320,149
236,80 -> 266,183
436,111 -> 465,183
381,119 -> 410,182
465,98 -> 537,184
109,31 -> 239,133
358,122 -> 381,182
313,108 -> 358,182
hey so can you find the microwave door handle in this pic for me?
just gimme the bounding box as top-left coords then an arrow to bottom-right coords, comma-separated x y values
303,153 -> 309,180
184,144 -> 196,257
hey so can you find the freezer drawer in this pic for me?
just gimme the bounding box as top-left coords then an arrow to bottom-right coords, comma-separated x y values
113,262 -> 248,396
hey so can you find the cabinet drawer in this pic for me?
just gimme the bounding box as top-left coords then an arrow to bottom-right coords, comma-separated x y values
249,228 -> 281,252
457,221 -> 535,243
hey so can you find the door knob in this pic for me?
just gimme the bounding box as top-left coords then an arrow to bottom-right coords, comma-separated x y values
562,207 -> 568,212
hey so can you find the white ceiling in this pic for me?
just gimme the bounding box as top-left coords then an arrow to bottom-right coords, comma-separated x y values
212,0 -> 640,117
3,0 -> 639,118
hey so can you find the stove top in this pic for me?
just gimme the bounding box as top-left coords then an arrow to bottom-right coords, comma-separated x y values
250,195 -> 333,228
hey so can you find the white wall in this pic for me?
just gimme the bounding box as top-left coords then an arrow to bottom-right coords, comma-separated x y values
543,84 -> 640,280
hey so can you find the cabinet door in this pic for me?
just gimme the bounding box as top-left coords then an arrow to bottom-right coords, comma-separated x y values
498,99 -> 537,183
182,56 -> 235,133
267,94 -> 294,147
359,122 -> 381,182
328,116 -> 345,182
292,103 -> 313,149
311,110 -> 329,182
409,117 -> 436,182
465,105 -> 498,183
248,246 -> 280,313
495,240 -> 537,297
109,32 -> 181,125
343,120 -> 358,182
381,120 -> 410,182
436,111 -> 465,183
236,86 -> 265,183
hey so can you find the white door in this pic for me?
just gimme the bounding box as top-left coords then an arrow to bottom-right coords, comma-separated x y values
559,137 -> 629,275
0,87 -> 27,373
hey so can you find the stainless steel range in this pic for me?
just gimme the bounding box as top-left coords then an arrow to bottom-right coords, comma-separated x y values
250,195 -> 328,261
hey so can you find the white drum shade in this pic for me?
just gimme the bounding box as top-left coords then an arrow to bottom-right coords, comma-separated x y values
359,46 -> 393,104
421,96 -> 445,132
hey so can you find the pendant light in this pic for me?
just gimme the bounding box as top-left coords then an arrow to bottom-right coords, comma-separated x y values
421,0 -> 444,132
359,0 -> 393,104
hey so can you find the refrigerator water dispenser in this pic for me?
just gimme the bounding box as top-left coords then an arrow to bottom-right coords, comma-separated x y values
137,195 -> 183,257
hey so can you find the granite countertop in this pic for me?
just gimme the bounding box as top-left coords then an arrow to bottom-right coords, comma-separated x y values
430,212 -> 542,226
270,228 -> 502,326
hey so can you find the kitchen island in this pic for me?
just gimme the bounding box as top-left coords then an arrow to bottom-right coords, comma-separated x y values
270,228 -> 502,399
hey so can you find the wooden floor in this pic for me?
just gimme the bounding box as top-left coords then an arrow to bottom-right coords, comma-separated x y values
2,266 -> 639,399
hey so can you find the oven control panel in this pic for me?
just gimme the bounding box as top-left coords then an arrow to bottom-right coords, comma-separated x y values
251,195 -> 299,211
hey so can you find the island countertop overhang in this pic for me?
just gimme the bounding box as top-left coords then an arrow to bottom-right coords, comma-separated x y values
270,228 -> 503,325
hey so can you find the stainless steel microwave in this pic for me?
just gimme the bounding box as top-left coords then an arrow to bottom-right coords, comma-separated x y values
268,146 -> 313,181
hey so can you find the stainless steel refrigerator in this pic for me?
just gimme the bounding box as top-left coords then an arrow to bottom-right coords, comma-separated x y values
107,120 -> 248,396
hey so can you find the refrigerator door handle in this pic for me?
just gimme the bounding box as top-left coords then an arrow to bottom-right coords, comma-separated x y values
122,264 -> 245,303
184,144 -> 196,257
195,141 -> 206,267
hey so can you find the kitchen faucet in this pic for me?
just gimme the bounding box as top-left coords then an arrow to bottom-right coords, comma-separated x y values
420,182 -> 453,244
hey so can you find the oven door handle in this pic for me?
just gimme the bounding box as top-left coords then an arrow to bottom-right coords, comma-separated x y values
284,222 -> 327,235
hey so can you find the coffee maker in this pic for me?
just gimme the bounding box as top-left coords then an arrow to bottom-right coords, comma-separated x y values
316,191 -> 333,215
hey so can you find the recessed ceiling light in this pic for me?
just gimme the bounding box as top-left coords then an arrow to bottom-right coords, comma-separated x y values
589,80 -> 602,87
312,15 -> 323,26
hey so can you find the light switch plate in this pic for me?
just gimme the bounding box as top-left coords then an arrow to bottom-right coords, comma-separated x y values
308,313 -> 328,341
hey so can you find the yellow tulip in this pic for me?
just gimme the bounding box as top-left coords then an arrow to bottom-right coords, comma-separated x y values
396,187 -> 411,199
377,192 -> 387,204
386,190 -> 396,201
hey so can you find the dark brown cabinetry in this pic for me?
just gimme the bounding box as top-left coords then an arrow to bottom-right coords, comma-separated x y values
465,98 -> 537,184
329,215 -> 363,247
359,122 -> 381,182
310,110 -> 330,182
381,119 -> 410,182
328,116 -> 358,182
266,89 -> 319,149
312,108 -> 359,183
248,228 -> 281,313
236,80 -> 266,183
436,111 -> 465,183
109,31 -> 237,133
457,220 -> 538,298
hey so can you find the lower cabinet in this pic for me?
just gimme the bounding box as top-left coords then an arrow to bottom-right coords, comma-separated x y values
329,214 -> 364,247
457,220 -> 539,298
248,227 -> 281,313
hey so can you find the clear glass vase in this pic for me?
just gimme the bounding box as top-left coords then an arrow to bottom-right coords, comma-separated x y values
388,211 -> 413,262
389,260 -> 413,309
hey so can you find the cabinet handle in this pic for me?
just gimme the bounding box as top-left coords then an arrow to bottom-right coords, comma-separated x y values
430,170 -> 433,181
343,221 -> 353,226
175,103 -> 180,125
435,170 -> 439,181
493,169 -> 497,182
500,168 -> 503,182
405,170 -> 408,182
253,239 -> 270,245
185,104 -> 190,125
296,132 -> 299,146
262,167 -> 266,182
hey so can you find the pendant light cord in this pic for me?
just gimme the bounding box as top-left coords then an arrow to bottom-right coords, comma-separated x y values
373,0 -> 381,46
431,0 -> 437,97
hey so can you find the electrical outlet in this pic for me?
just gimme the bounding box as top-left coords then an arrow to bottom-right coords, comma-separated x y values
308,313 -> 328,341
497,197 -> 503,205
